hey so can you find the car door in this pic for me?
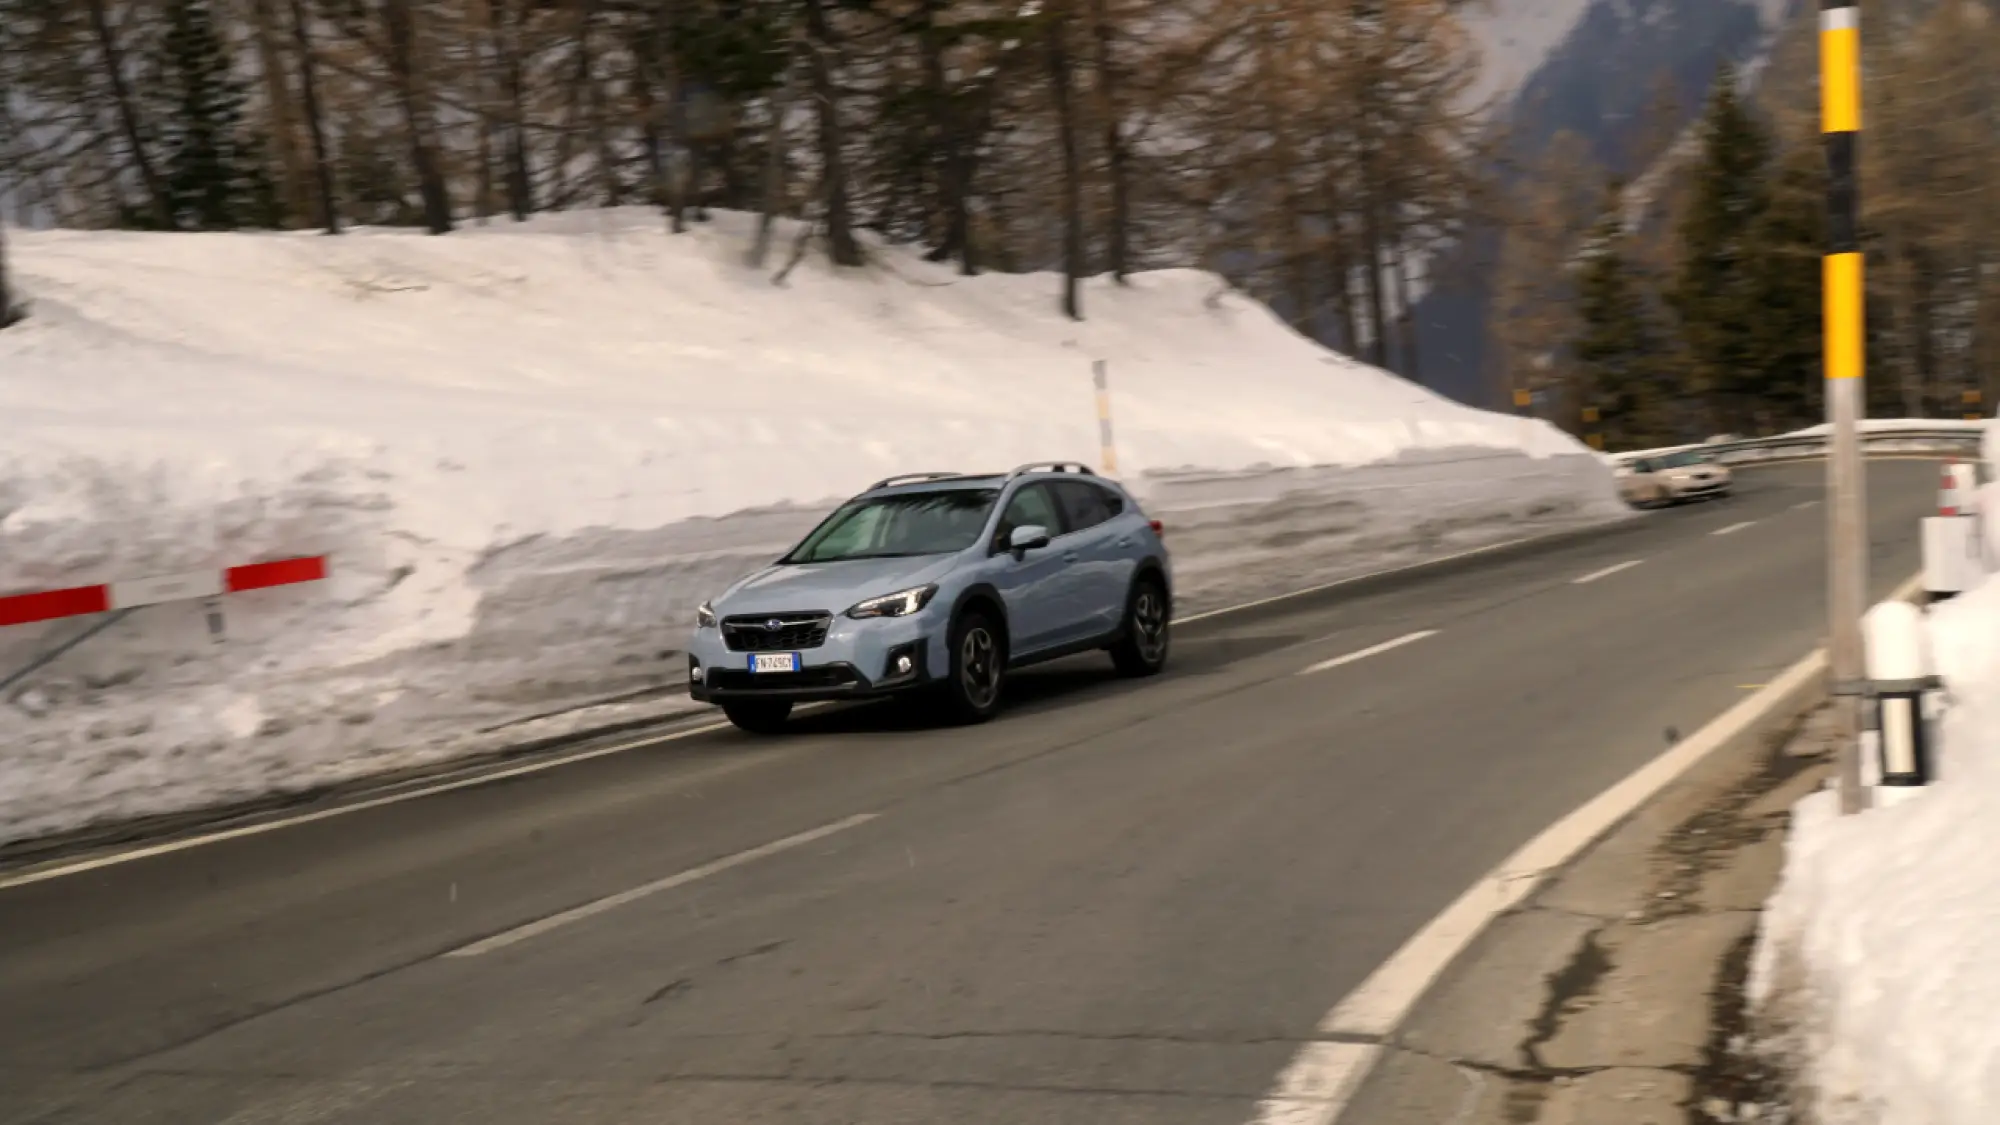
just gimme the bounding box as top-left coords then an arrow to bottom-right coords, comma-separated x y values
1053,480 -> 1133,638
988,482 -> 1073,657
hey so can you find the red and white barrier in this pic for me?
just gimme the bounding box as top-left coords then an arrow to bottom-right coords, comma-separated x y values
0,556 -> 328,629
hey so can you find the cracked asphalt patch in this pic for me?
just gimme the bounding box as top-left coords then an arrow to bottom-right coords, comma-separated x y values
1339,703 -> 1838,1125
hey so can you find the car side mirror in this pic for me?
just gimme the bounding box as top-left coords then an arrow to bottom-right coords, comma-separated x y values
1008,524 -> 1052,554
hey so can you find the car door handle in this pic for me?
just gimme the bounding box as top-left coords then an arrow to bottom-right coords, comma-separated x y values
1062,551 -> 1079,563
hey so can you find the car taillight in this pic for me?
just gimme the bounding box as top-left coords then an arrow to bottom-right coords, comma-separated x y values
1148,519 -> 1164,538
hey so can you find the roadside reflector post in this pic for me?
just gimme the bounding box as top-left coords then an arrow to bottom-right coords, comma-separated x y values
1092,359 -> 1119,477
1862,600 -> 1937,806
1922,461 -> 1985,602
1821,0 -> 1870,816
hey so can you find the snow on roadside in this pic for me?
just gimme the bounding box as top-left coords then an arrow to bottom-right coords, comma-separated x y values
1751,448 -> 2000,1125
0,209 -> 1624,846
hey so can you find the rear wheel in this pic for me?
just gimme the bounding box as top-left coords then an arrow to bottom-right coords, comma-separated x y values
1110,577 -> 1171,677
722,699 -> 793,735
939,610 -> 1006,724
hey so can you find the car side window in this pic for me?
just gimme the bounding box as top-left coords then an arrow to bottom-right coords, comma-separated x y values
1053,481 -> 1118,533
995,483 -> 1064,548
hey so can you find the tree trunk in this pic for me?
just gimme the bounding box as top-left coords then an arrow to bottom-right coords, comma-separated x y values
1088,0 -> 1128,281
919,15 -> 967,266
1321,183 -> 1358,353
1046,4 -> 1085,319
750,37 -> 799,269
1358,195 -> 1389,368
1392,243 -> 1421,382
803,0 -> 862,265
574,0 -> 620,205
289,0 -> 340,233
85,0 -> 175,229
0,214 -> 16,328
634,26 -> 665,209
382,0 -> 454,233
488,0 -> 531,220
251,0 -> 309,225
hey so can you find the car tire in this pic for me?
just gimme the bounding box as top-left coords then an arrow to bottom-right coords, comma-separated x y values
1110,576 -> 1171,678
722,699 -> 793,734
939,609 -> 1006,725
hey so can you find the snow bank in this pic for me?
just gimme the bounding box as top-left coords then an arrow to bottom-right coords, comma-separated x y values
0,209 -> 1621,845
1752,445 -> 2000,1125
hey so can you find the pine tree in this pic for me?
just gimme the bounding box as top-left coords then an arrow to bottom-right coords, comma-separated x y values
150,0 -> 278,230
1668,64 -> 1771,433
1572,180 -> 1664,447
1740,138 -> 1827,432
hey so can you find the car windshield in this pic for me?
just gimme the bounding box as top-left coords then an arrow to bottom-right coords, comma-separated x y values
1657,450 -> 1711,469
783,488 -> 1001,564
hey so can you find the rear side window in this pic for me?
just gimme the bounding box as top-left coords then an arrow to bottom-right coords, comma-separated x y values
1054,481 -> 1121,532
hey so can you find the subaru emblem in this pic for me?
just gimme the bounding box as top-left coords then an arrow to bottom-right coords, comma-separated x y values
765,619 -> 783,631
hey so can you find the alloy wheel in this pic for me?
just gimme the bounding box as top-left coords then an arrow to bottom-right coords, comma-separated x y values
960,626 -> 1000,709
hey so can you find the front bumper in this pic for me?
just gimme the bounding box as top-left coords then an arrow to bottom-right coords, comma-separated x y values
686,610 -> 948,704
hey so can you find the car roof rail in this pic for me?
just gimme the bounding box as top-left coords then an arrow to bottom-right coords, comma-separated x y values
1006,461 -> 1096,480
865,471 -> 965,491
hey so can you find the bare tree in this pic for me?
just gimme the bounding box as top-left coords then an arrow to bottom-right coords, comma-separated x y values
84,0 -> 175,228
382,0 -> 454,232
1089,0 -> 1130,281
0,209 -> 17,328
288,0 -> 340,232
804,0 -> 862,265
1046,0 -> 1086,318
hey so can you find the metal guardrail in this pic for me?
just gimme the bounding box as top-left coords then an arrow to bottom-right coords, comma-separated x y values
1608,425 -> 1987,471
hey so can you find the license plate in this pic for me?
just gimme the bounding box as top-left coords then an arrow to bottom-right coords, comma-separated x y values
749,652 -> 802,674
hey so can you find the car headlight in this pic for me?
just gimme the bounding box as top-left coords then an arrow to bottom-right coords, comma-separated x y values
696,600 -> 717,628
845,585 -> 938,619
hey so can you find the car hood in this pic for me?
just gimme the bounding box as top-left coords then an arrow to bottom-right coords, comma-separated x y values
717,555 -> 960,615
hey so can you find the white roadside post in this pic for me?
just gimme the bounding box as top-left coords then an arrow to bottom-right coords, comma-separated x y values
1922,461 -> 1986,601
1861,599 -> 1937,808
1093,360 -> 1120,477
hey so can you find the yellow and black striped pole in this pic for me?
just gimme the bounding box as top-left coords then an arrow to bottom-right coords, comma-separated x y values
1821,0 -> 1870,814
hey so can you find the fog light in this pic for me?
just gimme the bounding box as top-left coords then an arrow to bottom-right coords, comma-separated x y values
688,660 -> 704,683
895,654 -> 913,675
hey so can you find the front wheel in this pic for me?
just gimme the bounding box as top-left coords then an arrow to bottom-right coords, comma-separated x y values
1110,577 -> 1171,677
939,610 -> 1007,725
722,699 -> 793,735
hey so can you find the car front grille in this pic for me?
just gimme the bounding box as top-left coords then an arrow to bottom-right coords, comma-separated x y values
720,612 -> 833,652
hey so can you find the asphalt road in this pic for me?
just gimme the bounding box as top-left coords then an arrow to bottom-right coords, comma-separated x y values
0,461 -> 1942,1125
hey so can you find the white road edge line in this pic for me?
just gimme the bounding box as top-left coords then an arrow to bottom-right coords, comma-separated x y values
1711,520 -> 1757,536
1572,560 -> 1643,585
0,719 -> 742,892
443,813 -> 879,958
1793,500 -> 1822,510
1297,630 -> 1439,676
1248,571 -> 1924,1125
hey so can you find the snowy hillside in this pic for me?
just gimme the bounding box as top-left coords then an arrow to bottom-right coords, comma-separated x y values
0,209 -> 1622,845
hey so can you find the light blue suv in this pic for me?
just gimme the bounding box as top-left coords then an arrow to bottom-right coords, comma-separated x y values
688,463 -> 1172,733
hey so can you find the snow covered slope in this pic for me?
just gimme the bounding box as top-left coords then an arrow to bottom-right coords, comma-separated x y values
1752,428 -> 2000,1125
0,209 -> 1622,845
